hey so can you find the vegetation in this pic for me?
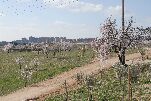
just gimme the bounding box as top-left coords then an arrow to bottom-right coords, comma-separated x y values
0,47 -> 95,96
46,62 -> 151,101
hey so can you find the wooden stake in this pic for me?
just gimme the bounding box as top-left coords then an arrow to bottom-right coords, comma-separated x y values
128,66 -> 132,101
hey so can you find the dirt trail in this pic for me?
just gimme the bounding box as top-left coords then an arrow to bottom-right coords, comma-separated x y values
0,51 -> 150,101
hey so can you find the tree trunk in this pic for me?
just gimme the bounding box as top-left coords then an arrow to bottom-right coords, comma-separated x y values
25,80 -> 27,87
118,48 -> 126,66
121,52 -> 125,65
19,63 -> 22,69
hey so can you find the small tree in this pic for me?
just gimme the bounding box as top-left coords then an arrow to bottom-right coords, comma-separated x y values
3,43 -> 13,53
20,58 -> 40,87
82,45 -> 86,57
97,17 -> 146,101
21,65 -> 33,87
42,43 -> 49,58
29,58 -> 40,80
15,56 -> 24,69
98,17 -> 144,66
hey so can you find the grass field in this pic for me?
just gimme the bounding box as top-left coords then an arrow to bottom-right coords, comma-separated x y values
0,48 -> 95,96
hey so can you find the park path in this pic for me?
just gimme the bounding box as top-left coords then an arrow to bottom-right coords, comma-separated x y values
0,50 -> 151,101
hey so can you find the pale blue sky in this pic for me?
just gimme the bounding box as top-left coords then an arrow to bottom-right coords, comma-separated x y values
0,0 -> 151,41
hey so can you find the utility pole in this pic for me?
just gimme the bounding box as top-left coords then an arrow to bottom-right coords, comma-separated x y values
122,0 -> 125,33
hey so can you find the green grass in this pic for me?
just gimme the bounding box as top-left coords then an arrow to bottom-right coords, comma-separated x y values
0,48 -> 95,96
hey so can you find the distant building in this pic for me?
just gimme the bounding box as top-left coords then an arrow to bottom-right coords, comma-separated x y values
22,38 -> 28,44
50,37 -> 55,42
0,41 -> 8,46
37,37 -> 50,43
0,36 -> 96,45
55,37 -> 60,42
29,36 -> 38,43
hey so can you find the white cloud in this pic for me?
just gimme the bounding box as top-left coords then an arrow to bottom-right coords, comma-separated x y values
47,20 -> 99,38
16,0 -> 31,3
70,2 -> 103,13
0,23 -> 39,41
43,0 -> 103,13
136,17 -> 151,27
106,5 -> 134,18
0,20 -> 99,41
0,12 -> 5,16
106,5 -> 122,16
53,20 -> 71,26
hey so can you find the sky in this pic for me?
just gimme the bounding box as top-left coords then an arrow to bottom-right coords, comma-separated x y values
0,0 -> 151,41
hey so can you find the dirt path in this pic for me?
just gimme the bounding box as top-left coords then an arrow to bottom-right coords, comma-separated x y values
0,52 -> 150,101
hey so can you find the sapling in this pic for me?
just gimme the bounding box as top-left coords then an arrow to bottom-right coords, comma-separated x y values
29,58 -> 40,80
138,48 -> 146,60
82,45 -> 86,57
3,43 -> 13,53
15,56 -> 24,69
30,58 -> 40,70
76,72 -> 84,85
85,75 -> 95,101
21,65 -> 33,87
42,43 -> 49,58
